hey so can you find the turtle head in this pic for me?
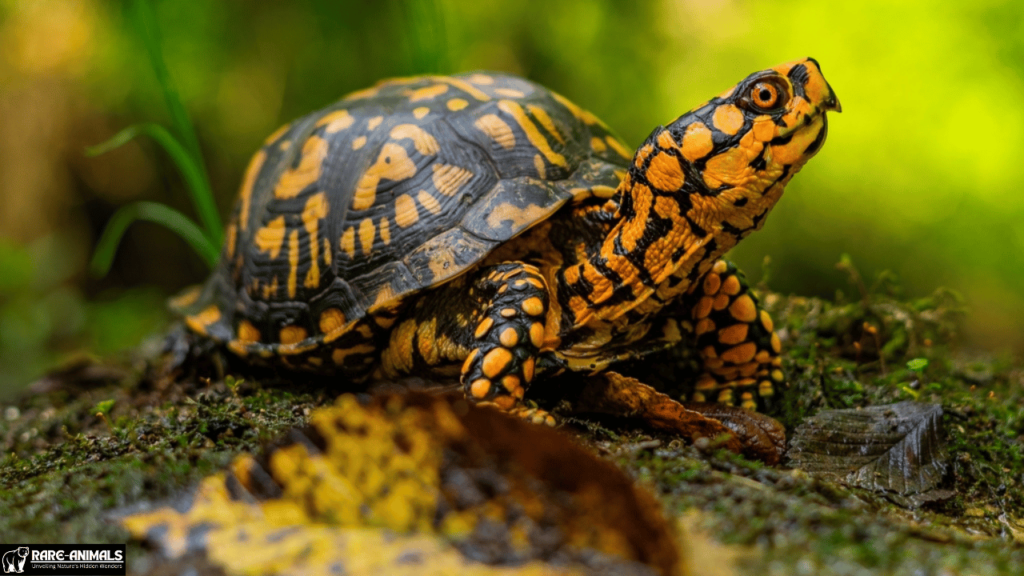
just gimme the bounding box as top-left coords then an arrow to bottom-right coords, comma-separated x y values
635,57 -> 839,240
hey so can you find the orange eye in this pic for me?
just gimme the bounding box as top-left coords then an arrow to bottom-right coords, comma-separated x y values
751,82 -> 779,109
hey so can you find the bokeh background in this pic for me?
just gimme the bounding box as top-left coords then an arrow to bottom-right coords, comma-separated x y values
2,0 -> 1023,396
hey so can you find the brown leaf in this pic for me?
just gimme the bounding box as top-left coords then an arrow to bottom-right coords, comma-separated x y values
786,401 -> 948,497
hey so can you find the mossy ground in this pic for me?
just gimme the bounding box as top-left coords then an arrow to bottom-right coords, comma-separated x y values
1,275 -> 1022,575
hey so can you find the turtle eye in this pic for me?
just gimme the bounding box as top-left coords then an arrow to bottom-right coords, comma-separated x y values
745,78 -> 789,112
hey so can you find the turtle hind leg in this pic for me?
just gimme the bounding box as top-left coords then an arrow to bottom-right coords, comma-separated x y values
689,259 -> 785,411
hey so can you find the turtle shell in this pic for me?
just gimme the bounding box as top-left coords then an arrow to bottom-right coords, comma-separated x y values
183,72 -> 630,356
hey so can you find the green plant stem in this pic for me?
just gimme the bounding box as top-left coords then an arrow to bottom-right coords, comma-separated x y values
127,0 -> 221,245
90,201 -> 219,277
87,124 -> 221,248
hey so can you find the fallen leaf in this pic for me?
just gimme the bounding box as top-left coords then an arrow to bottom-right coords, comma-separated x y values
786,402 -> 947,497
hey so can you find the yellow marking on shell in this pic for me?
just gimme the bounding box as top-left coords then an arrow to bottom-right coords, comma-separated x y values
719,323 -> 749,345
721,342 -> 757,364
760,310 -> 774,332
681,122 -> 714,162
274,136 -> 328,199
390,124 -> 439,155
468,73 -> 494,85
406,83 -> 448,102
279,325 -> 307,345
729,294 -> 758,322
495,88 -> 525,98
315,109 -> 355,133
647,151 -> 684,191
185,305 -> 221,336
470,378 -> 492,399
263,123 -> 290,145
533,154 -> 546,179
353,143 -> 416,210
340,226 -> 356,259
447,98 -> 469,111
225,222 -> 237,258
475,317 -> 494,339
771,333 -> 782,353
485,202 -> 549,231
482,348 -> 512,378
262,276 -> 278,299
527,104 -> 564,144
413,107 -> 429,119
592,185 -> 616,199
695,318 -> 715,336
358,218 -> 376,256
367,116 -> 383,130
302,192 -> 329,289
343,85 -> 380,100
712,104 -> 744,136
319,308 -> 346,337
605,136 -> 631,160
278,140 -> 290,151
238,150 -> 266,232
322,238 -> 332,266
237,320 -> 260,344
474,114 -> 516,149
351,135 -> 367,150
551,91 -> 601,125
498,100 -> 566,167
255,216 -> 286,259
394,194 -> 420,228
431,164 -> 473,196
379,217 -> 391,245
590,137 -> 607,152
529,322 -> 544,348
332,344 -> 375,365
522,297 -> 544,316
287,229 -> 300,298
499,327 -> 519,347
168,286 -> 201,310
416,190 -> 441,215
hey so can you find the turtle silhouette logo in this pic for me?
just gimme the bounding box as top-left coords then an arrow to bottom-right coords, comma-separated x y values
1,547 -> 28,574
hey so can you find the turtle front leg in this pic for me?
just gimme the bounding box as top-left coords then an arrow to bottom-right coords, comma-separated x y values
688,259 -> 785,411
460,262 -> 556,426
378,262 -> 556,425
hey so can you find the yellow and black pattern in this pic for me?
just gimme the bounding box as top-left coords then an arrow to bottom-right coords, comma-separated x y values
684,259 -> 784,410
182,58 -> 840,418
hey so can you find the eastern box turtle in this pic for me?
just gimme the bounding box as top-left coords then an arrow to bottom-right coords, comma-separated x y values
178,58 -> 839,424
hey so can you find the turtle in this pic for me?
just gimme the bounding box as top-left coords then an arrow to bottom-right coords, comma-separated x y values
178,58 -> 840,425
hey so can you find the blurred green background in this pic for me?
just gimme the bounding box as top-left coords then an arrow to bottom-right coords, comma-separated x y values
1,0 -> 1022,396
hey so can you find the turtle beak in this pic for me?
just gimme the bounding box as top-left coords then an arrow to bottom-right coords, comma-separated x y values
822,88 -> 842,113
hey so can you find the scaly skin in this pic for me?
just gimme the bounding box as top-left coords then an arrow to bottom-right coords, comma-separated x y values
185,58 -> 839,423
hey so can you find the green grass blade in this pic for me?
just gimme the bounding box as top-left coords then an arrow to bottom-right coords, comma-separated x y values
127,0 -> 221,245
90,201 -> 219,277
86,123 -> 221,249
